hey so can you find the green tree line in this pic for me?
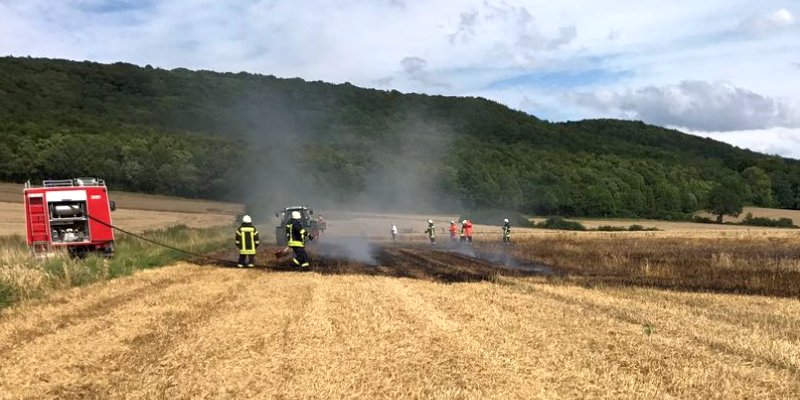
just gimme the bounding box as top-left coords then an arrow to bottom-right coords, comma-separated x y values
1,56 -> 799,218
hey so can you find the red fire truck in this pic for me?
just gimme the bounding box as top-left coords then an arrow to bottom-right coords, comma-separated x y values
24,178 -> 116,256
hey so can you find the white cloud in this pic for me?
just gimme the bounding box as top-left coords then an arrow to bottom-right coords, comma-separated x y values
448,10 -> 478,44
1,1 -> 800,157
400,56 -> 450,88
739,8 -> 796,35
571,81 -> 800,131
472,4 -> 578,67
685,127 -> 800,159
606,29 -> 621,41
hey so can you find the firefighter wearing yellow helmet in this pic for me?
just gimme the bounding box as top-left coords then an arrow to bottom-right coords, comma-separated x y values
286,211 -> 312,269
235,215 -> 259,268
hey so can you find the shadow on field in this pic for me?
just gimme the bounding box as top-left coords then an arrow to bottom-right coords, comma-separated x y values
194,241 -> 555,284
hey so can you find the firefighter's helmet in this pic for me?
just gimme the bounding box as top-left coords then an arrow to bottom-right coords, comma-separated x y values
504,218 -> 509,223
462,220 -> 467,224
242,215 -> 252,223
428,219 -> 433,224
291,211 -> 301,220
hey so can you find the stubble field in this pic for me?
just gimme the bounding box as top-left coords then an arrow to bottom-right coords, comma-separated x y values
2,244 -> 798,399
0,189 -> 798,399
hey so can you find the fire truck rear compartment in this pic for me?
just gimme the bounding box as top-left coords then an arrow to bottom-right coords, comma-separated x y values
49,201 -> 90,243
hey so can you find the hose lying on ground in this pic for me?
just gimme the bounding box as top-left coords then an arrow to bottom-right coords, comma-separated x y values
72,206 -> 239,267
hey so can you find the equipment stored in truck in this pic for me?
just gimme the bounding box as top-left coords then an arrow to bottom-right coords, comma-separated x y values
23,178 -> 116,256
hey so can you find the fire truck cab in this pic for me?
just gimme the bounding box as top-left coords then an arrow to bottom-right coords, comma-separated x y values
23,177 -> 116,256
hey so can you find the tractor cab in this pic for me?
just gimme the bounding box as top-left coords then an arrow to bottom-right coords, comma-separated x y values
274,206 -> 317,245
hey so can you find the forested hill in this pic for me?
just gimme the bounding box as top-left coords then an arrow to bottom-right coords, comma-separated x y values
1,56 -> 798,219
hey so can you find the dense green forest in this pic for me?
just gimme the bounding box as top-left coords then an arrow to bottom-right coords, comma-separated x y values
1,56 -> 799,218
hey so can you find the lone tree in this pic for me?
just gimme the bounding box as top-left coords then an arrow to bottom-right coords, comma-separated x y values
706,177 -> 746,223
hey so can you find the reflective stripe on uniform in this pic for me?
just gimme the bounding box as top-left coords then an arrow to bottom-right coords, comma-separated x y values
237,226 -> 258,255
287,224 -> 305,248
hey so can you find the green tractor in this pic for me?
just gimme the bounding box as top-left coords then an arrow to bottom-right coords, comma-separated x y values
274,206 -> 318,246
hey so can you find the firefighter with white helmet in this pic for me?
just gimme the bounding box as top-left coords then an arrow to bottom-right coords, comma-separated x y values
460,219 -> 473,244
425,219 -> 436,245
286,210 -> 312,269
502,218 -> 511,244
235,215 -> 259,268
448,220 -> 458,242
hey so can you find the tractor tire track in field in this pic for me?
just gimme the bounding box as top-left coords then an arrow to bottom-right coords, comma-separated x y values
273,282 -> 316,395
0,271 -> 200,356
43,279 -> 248,400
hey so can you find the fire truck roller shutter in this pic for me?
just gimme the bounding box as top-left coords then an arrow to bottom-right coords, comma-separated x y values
45,190 -> 87,202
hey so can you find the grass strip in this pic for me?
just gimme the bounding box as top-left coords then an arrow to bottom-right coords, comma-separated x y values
0,224 -> 232,309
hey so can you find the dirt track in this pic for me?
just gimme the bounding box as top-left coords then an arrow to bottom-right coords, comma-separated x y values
2,243 -> 799,399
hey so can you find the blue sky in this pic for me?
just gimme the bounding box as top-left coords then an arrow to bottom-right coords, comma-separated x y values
1,0 -> 799,156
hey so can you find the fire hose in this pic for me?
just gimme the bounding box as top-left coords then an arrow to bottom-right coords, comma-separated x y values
72,206 -> 241,267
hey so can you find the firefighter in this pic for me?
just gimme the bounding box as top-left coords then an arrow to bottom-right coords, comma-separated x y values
462,219 -> 473,244
391,224 -> 398,242
449,220 -> 458,242
235,215 -> 259,268
425,219 -> 436,245
502,218 -> 511,244
310,215 -> 324,240
317,215 -> 327,236
287,211 -> 312,269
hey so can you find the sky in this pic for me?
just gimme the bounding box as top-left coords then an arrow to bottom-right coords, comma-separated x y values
1,0 -> 799,157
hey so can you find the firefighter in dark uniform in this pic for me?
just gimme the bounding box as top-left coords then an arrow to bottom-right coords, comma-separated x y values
235,215 -> 259,268
287,211 -> 312,269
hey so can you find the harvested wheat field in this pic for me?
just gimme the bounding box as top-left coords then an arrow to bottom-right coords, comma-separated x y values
1,203 -> 799,398
1,238 -> 799,399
